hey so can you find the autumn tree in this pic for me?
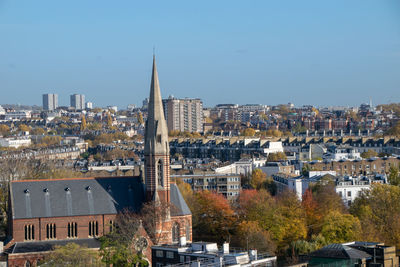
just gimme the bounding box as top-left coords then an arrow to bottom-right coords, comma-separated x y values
107,112 -> 113,128
350,184 -> 400,248
137,112 -> 144,125
385,121 -> 400,137
191,190 -> 236,244
360,149 -> 378,158
233,221 -> 276,254
31,127 -> 46,135
39,243 -> 103,267
81,115 -> 87,131
267,152 -> 287,162
18,124 -> 31,132
320,211 -> 361,243
242,128 -> 256,137
272,191 -> 307,252
302,189 -> 321,237
0,125 -> 10,136
250,169 -> 267,190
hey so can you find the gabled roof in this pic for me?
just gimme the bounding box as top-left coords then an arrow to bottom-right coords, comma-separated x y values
10,176 -> 144,219
170,183 -> 191,216
310,244 -> 371,260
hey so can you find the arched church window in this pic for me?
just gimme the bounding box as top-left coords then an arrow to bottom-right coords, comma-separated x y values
157,160 -> 163,187
186,222 -> 191,240
172,222 -> 180,243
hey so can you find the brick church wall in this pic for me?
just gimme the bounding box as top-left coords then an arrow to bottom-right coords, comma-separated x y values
12,214 -> 117,242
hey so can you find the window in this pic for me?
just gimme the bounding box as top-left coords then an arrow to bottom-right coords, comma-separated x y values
186,222 -> 191,240
67,222 -> 78,238
156,250 -> 164,258
172,222 -> 180,243
348,191 -> 351,197
166,251 -> 174,259
24,224 -> 35,240
109,220 -> 115,233
180,256 -> 185,263
46,223 -> 56,239
157,160 -> 164,187
24,261 -> 31,267
89,221 -> 99,237
338,191 -> 342,197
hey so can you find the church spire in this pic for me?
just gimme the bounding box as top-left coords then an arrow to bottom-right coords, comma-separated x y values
144,55 -> 169,155
144,55 -> 170,203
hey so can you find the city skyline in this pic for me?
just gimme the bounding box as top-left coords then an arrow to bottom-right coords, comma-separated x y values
1,1 -> 400,108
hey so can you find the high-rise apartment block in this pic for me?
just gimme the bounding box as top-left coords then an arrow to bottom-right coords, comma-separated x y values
70,94 -> 85,110
42,94 -> 58,111
163,97 -> 203,133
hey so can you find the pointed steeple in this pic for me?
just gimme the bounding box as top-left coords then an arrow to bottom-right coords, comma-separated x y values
144,55 -> 170,203
144,55 -> 169,156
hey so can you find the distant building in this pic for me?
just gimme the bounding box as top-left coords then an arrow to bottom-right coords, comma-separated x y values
309,242 -> 397,267
163,97 -> 204,133
70,94 -> 85,110
172,173 -> 241,199
152,241 -> 277,267
42,94 -> 58,111
272,172 -> 387,205
4,111 -> 31,120
0,105 -> 6,115
0,136 -> 31,148
85,101 -> 93,109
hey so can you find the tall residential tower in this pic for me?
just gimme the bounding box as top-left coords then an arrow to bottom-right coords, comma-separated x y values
42,94 -> 58,111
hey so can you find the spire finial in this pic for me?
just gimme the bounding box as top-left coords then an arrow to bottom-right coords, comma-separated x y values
153,46 -> 155,57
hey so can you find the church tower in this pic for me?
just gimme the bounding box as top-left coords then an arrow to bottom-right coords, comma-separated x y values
144,55 -> 170,204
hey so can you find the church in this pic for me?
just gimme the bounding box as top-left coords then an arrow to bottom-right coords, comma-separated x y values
4,56 -> 192,266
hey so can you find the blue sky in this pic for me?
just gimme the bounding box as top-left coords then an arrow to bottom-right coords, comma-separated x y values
1,0 -> 399,108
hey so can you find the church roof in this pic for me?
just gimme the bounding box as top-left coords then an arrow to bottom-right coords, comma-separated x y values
170,183 -> 191,216
10,177 -> 191,219
10,176 -> 144,219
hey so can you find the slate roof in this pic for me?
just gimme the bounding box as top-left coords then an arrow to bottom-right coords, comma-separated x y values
8,238 -> 100,254
10,177 -> 191,219
10,176 -> 144,219
170,183 -> 191,216
309,244 -> 372,260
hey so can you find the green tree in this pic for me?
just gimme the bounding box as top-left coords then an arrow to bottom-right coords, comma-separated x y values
99,210 -> 148,267
389,166 -> 400,186
320,211 -> 361,243
350,184 -> 400,247
39,243 -> 103,267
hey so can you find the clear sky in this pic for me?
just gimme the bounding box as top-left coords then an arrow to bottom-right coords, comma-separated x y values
1,0 -> 399,108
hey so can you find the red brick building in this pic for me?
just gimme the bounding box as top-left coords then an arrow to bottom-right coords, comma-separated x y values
3,56 -> 192,267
